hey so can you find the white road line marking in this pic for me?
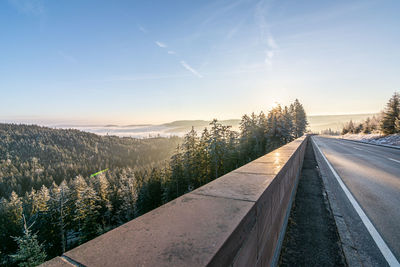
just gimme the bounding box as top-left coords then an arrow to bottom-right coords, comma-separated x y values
388,158 -> 400,164
312,137 -> 400,267
353,146 -> 364,151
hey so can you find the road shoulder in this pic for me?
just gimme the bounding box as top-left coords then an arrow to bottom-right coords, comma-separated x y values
279,140 -> 346,266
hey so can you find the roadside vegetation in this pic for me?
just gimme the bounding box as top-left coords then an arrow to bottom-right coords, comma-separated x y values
341,92 -> 400,135
320,128 -> 340,135
0,100 -> 307,266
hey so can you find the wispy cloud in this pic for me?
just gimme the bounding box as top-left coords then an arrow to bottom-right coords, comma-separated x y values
201,0 -> 247,26
141,26 -> 200,79
180,61 -> 203,78
266,50 -> 274,59
155,41 -> 167,48
255,0 -> 279,66
226,25 -> 240,39
264,50 -> 274,65
8,0 -> 44,16
226,18 -> 246,39
104,73 -> 191,82
58,51 -> 77,63
267,36 -> 278,49
138,25 -> 147,33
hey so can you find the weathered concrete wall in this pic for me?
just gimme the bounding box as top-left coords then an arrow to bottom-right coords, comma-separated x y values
42,136 -> 308,267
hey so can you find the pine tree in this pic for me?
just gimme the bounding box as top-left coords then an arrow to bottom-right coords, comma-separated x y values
47,182 -> 63,255
11,216 -> 47,267
354,123 -> 363,134
32,185 -> 50,215
91,173 -> 112,230
116,169 -> 138,222
208,119 -> 230,179
164,145 -> 184,202
370,115 -> 380,132
136,169 -> 163,215
9,191 -> 24,224
27,185 -> 56,258
342,120 -> 355,134
363,117 -> 371,134
226,130 -> 239,172
47,181 -> 70,254
291,99 -> 308,138
282,106 -> 294,143
0,191 -> 23,256
239,114 -> 253,163
182,127 -> 199,190
380,92 -> 400,134
257,111 -> 268,156
395,117 -> 400,133
266,105 -> 286,149
197,128 -> 212,184
249,112 -> 261,159
71,176 -> 100,243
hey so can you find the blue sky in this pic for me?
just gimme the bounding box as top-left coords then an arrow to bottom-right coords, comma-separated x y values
1,0 -> 399,124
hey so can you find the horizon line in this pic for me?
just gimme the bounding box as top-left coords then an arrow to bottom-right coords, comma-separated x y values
0,112 -> 380,127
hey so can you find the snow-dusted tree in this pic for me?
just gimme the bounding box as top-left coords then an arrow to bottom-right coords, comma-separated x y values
208,119 -> 231,179
370,115 -> 381,132
249,112 -> 262,159
395,117 -> 400,133
239,114 -> 253,162
116,169 -> 138,222
239,112 -> 268,163
197,128 -> 212,184
91,173 -> 112,229
225,130 -> 240,172
136,168 -> 163,216
0,191 -> 23,256
363,117 -> 372,133
380,92 -> 400,134
282,106 -> 294,143
32,185 -> 50,215
71,175 -> 100,243
8,191 -> 23,224
342,120 -> 355,134
291,99 -> 308,138
257,111 -> 268,154
266,105 -> 286,149
163,145 -> 184,202
25,185 -> 55,257
182,127 -> 199,191
47,181 -> 70,254
11,216 -> 46,267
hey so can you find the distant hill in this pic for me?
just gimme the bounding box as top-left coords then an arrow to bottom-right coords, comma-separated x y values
0,123 -> 181,198
6,114 -> 378,138
162,119 -> 240,127
307,113 -> 378,132
162,119 -> 241,134
159,115 -> 378,133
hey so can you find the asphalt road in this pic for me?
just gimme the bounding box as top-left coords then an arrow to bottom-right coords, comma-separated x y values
313,136 -> 400,265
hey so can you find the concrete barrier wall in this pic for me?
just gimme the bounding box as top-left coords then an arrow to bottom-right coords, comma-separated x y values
42,136 -> 308,267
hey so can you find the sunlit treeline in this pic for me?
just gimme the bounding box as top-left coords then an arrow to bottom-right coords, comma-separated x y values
342,92 -> 400,135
